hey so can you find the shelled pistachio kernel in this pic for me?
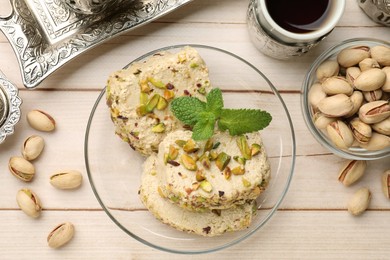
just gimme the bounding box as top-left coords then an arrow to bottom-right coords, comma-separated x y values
47,222 -> 75,249
27,109 -> 56,132
8,156 -> 35,182
338,160 -> 367,186
381,170 -> 390,199
22,135 -> 45,161
50,170 -> 83,190
16,188 -> 42,218
347,187 -> 371,216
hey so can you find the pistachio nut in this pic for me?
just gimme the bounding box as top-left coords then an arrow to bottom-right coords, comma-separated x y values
359,132 -> 390,150
345,67 -> 361,86
349,117 -> 372,143
338,160 -> 367,186
370,45 -> 390,66
312,112 -> 336,129
181,154 -> 197,171
9,156 -> 35,182
358,100 -> 390,124
363,89 -> 383,102
316,60 -> 340,82
354,68 -> 386,91
22,135 -> 45,161
347,187 -> 371,216
382,67 -> 390,92
16,188 -> 42,218
327,120 -> 354,149
337,46 -> 370,67
27,109 -> 56,132
47,222 -> 75,249
322,76 -> 353,96
308,83 -> 326,109
372,117 -> 390,135
317,94 -> 354,117
215,152 -> 231,171
344,91 -> 364,118
359,58 -> 380,71
237,135 -> 252,160
50,170 -> 83,190
200,180 -> 212,193
381,170 -> 390,199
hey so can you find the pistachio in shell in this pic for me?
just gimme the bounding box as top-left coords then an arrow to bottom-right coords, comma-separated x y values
8,156 -> 35,182
316,60 -> 340,82
370,45 -> 390,66
372,117 -> 390,136
16,188 -> 42,218
308,83 -> 326,109
347,187 -> 371,216
321,76 -> 353,96
47,222 -> 75,249
317,94 -> 354,118
326,120 -> 354,149
382,67 -> 390,92
27,109 -> 56,132
359,58 -> 380,71
354,68 -> 386,91
22,135 -> 45,161
349,117 -> 372,144
337,46 -> 370,68
338,160 -> 367,186
358,100 -> 390,124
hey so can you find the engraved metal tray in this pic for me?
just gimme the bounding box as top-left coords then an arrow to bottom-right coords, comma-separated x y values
0,0 -> 192,89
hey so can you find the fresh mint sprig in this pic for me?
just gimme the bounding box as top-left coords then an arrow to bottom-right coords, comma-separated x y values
170,88 -> 272,140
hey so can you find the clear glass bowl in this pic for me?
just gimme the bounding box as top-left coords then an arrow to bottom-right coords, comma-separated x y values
301,38 -> 390,160
85,44 -> 296,254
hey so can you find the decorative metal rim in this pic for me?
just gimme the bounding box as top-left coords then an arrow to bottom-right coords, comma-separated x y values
0,72 -> 22,144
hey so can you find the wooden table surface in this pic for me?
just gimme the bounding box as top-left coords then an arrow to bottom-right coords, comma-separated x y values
1,0 -> 389,259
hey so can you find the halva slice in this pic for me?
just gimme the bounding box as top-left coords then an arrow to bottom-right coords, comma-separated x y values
157,130 -> 271,211
139,154 -> 257,236
106,46 -> 211,156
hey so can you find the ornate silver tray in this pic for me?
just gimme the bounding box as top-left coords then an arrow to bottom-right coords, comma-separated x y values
0,0 -> 192,89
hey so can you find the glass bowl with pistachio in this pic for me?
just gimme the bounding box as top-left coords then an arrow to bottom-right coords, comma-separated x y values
85,44 -> 296,254
302,38 -> 390,160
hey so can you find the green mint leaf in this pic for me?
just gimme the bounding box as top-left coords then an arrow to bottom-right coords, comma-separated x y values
218,108 -> 272,135
170,97 -> 206,126
205,88 -> 223,117
192,112 -> 216,140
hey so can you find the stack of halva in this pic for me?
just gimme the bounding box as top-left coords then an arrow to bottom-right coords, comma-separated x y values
106,47 -> 271,236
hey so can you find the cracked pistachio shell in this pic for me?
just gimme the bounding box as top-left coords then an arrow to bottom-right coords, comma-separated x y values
354,68 -> 386,91
363,89 -> 383,102
22,135 -> 45,161
47,222 -> 75,249
50,170 -> 83,190
337,46 -> 370,67
27,109 -> 56,132
344,91 -> 364,118
326,120 -> 354,149
350,118 -> 372,143
370,45 -> 390,66
322,76 -> 353,96
381,170 -> 390,199
313,112 -> 336,129
359,132 -> 390,150
308,83 -> 327,109
346,67 -> 361,86
359,100 -> 390,124
372,117 -> 390,135
317,94 -> 354,117
338,160 -> 367,186
382,67 -> 390,92
359,58 -> 380,71
316,60 -> 340,82
9,156 -> 35,182
347,187 -> 371,216
16,188 -> 42,218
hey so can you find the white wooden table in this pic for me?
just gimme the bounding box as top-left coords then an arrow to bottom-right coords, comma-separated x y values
1,0 -> 389,259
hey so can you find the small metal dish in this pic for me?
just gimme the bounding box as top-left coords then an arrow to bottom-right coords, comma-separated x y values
0,71 -> 22,144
